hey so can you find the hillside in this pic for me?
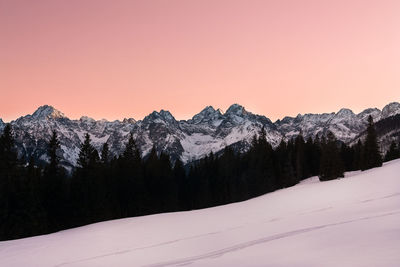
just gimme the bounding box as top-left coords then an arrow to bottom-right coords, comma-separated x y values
1,159 -> 399,266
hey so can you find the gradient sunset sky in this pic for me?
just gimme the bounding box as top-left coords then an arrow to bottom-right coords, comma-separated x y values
1,0 -> 399,122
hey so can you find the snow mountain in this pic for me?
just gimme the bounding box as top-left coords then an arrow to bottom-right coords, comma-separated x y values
1,102 -> 399,169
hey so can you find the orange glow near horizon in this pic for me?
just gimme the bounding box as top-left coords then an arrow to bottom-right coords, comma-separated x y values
1,0 -> 399,122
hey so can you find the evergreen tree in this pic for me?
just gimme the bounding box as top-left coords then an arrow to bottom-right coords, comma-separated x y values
310,134 -> 322,175
361,115 -> 382,170
319,131 -> 344,181
294,134 -> 306,180
43,130 -> 66,231
25,157 -> 48,236
117,133 -> 145,216
100,142 -> 110,164
384,141 -> 400,162
173,159 -> 187,210
0,125 -> 47,240
0,124 -> 18,170
71,133 -> 99,225
247,128 -> 277,196
352,139 -> 364,171
77,133 -> 99,169
123,133 -> 141,163
275,140 -> 296,188
46,130 -> 60,175
340,143 -> 354,171
0,124 -> 18,240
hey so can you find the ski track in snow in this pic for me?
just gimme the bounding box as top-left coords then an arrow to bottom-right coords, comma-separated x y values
53,227 -> 240,267
53,210 -> 400,267
359,192 -> 400,203
145,211 -> 400,267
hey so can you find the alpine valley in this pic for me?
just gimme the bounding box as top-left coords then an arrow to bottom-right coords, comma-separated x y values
1,102 -> 400,171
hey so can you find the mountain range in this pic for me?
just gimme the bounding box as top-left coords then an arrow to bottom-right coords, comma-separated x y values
1,102 -> 399,170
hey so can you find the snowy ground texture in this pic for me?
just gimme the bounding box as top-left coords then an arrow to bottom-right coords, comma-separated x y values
1,160 -> 400,267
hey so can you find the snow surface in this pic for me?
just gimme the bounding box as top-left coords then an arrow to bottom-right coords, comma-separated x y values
1,160 -> 400,267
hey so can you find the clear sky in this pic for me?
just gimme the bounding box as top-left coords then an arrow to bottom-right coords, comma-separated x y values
1,0 -> 399,122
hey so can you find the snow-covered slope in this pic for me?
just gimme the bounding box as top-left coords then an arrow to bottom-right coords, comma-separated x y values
2,102 -> 400,167
1,159 -> 400,267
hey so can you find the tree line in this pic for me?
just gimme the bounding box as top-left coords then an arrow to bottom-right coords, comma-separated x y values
0,115 -> 397,241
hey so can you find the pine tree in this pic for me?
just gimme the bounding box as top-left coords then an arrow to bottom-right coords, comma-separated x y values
100,142 -> 110,164
43,130 -> 67,231
71,133 -> 99,225
310,134 -> 322,175
352,139 -> 364,170
77,133 -> 99,169
275,140 -> 296,188
319,131 -> 344,181
247,127 -> 277,196
173,159 -> 187,210
46,130 -> 60,175
340,143 -> 354,171
117,133 -> 145,217
294,134 -> 306,180
122,133 -> 140,163
384,141 -> 400,162
0,124 -> 18,240
0,124 -> 18,170
361,115 -> 382,170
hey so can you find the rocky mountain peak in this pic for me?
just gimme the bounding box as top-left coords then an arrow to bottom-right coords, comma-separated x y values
159,110 -> 175,122
32,105 -> 65,120
191,106 -> 223,124
335,108 -> 355,117
122,118 -> 136,124
357,108 -> 381,122
79,116 -> 96,123
225,104 -> 247,116
144,110 -> 176,124
381,102 -> 400,119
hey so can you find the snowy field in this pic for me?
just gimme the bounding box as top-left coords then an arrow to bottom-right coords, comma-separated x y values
1,159 -> 400,267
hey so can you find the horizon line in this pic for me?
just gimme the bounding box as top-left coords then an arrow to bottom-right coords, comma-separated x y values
1,101 -> 399,124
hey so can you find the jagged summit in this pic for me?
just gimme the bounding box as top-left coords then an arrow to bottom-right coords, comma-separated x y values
159,110 -> 175,121
144,110 -> 176,124
191,106 -> 223,124
357,107 -> 381,121
31,105 -> 65,120
79,116 -> 96,123
335,108 -> 356,118
196,105 -> 217,116
225,103 -> 247,116
382,102 -> 400,119
336,108 -> 355,117
122,118 -> 136,124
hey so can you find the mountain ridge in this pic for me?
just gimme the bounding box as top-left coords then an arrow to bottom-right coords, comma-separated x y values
1,102 -> 399,170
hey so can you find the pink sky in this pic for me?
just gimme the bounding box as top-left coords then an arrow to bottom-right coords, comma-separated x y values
1,0 -> 399,122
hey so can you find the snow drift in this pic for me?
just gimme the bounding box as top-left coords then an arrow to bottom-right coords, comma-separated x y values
1,159 -> 400,267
